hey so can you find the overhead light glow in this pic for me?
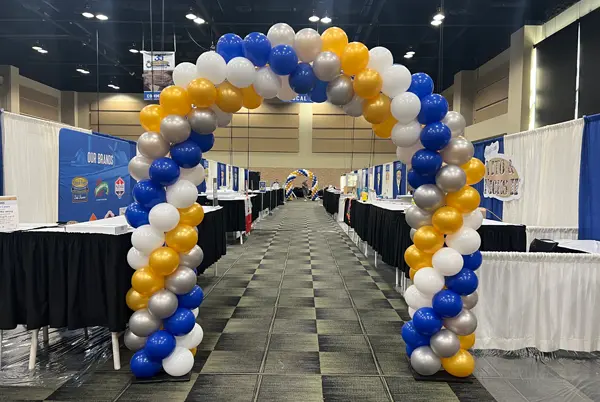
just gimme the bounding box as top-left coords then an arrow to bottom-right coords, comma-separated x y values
38,49 -> 49,54
76,68 -> 90,74
433,12 -> 445,21
32,46 -> 42,51
186,13 -> 197,20
404,53 -> 414,59
108,84 -> 120,90
129,48 -> 139,53
193,17 -> 205,24
82,12 -> 94,18
321,16 -> 332,24
406,51 -> 415,55
431,19 -> 442,26
96,14 -> 108,20
309,15 -> 320,22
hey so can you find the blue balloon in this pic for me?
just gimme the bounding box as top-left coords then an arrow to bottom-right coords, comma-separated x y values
133,179 -> 166,209
149,157 -> 180,186
432,290 -> 463,318
145,330 -> 176,360
192,268 -> 198,275
243,32 -> 271,67
413,307 -> 443,336
189,132 -> 215,153
269,45 -> 298,76
445,268 -> 479,295
406,344 -> 415,357
408,73 -> 434,99
178,285 -> 204,309
125,202 -> 149,228
309,79 -> 328,103
164,307 -> 195,336
289,63 -> 316,94
130,349 -> 162,378
418,94 -> 449,125
401,320 -> 430,348
463,250 -> 483,271
420,122 -> 451,151
411,149 -> 443,176
170,139 -> 202,169
408,169 -> 436,189
216,33 -> 244,63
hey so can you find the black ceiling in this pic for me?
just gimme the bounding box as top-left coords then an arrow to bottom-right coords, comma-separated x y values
0,0 -> 580,94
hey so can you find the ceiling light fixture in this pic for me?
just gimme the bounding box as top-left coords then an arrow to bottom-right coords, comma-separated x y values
321,15 -> 332,24
38,49 -> 49,54
193,17 -> 205,24
404,53 -> 414,59
82,11 -> 94,18
406,51 -> 415,56
129,48 -> 139,53
108,84 -> 120,90
76,68 -> 90,74
433,11 -> 445,21
309,12 -> 320,22
431,19 -> 442,26
186,12 -> 197,20
96,14 -> 108,20
32,45 -> 42,51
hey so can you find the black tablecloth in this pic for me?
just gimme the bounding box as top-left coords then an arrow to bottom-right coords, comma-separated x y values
197,207 -> 227,273
276,189 -> 285,206
323,191 -> 341,215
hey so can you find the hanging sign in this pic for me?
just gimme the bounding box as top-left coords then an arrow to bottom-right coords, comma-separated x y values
483,141 -> 523,201
0,196 -> 19,232
142,51 -> 176,101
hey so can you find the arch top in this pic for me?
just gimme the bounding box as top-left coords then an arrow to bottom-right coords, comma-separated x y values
285,169 -> 318,200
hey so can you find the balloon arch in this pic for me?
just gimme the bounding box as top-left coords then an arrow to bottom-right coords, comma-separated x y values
125,21 -> 484,380
284,169 -> 319,200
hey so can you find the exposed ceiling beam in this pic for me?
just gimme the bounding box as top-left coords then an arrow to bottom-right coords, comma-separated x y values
362,0 -> 388,44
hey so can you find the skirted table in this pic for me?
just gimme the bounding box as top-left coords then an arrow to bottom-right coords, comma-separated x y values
323,189 -> 341,216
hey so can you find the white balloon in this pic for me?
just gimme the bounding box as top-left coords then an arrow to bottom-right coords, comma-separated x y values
277,75 -> 297,101
396,142 -> 423,166
442,111 -> 467,138
391,92 -> 421,123
172,62 -> 197,88
446,227 -> 481,255
367,47 -> 393,74
162,346 -> 194,377
254,67 -> 282,99
267,22 -> 295,47
131,225 -> 165,254
226,57 -> 256,88
149,203 -> 180,232
210,105 -> 233,127
192,307 -> 199,318
403,285 -> 432,309
127,247 -> 149,270
175,323 -> 204,349
463,210 -> 484,230
391,120 -> 422,148
414,268 -> 445,295
166,179 -> 198,209
408,307 -> 416,319
196,51 -> 226,85
180,165 -> 206,186
432,247 -> 464,276
294,28 -> 322,62
381,64 -> 412,98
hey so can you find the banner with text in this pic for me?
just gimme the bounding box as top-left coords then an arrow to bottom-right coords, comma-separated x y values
142,51 -> 175,101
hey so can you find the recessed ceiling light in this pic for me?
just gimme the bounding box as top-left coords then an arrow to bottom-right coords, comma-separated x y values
129,48 -> 139,53
38,49 -> 49,54
82,11 -> 94,18
431,19 -> 442,26
321,15 -> 332,24
309,15 -> 320,22
193,17 -> 205,24
76,68 -> 90,74
32,46 -> 42,51
96,14 -> 108,20
186,13 -> 197,20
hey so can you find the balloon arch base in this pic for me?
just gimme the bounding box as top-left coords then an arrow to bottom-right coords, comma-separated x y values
408,359 -> 475,383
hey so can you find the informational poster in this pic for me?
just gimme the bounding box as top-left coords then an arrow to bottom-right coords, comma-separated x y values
374,165 -> 383,196
483,141 -> 523,201
232,167 -> 239,191
227,165 -> 232,189
58,129 -> 133,222
259,181 -> 266,193
142,51 -> 175,101
393,161 -> 407,198
217,162 -> 227,188
0,196 -> 19,232
198,159 -> 209,193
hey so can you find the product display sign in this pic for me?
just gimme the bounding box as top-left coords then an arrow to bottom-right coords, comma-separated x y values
0,196 -> 19,232
374,165 -> 383,196
232,167 -> 239,191
483,141 -> 523,201
142,51 -> 175,101
259,181 -> 266,193
393,161 -> 407,198
217,162 -> 227,188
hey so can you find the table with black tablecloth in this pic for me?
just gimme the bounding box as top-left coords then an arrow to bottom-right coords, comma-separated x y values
323,190 -> 341,216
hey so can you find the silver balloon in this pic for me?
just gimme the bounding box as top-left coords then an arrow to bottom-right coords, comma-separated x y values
410,346 -> 441,376
461,291 -> 479,310
124,329 -> 147,352
128,308 -> 161,337
165,266 -> 197,295
147,289 -> 179,319
430,329 -> 461,358
188,108 -> 217,134
327,75 -> 354,106
180,245 -> 204,268
160,115 -> 191,144
410,228 -> 417,242
436,165 -> 467,193
413,184 -> 445,212
405,205 -> 433,229
137,132 -> 170,160
443,309 -> 478,336
442,111 -> 467,138
441,136 -> 474,166
342,95 -> 363,117
128,155 -> 152,181
313,51 -> 341,82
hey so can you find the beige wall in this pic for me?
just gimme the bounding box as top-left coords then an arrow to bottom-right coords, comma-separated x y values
18,76 -> 61,121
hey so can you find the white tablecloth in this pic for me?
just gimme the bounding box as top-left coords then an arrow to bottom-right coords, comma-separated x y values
525,226 -> 579,250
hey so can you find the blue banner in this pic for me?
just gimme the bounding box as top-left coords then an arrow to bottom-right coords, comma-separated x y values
374,165 -> 383,195
58,128 -> 133,222
217,162 -> 226,188
232,166 -> 239,191
197,159 -> 208,193
393,161 -> 407,198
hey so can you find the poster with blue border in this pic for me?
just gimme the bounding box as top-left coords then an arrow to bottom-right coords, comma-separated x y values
374,165 -> 383,195
393,161 -> 407,198
198,159 -> 208,193
217,162 -> 226,188
58,128 -> 133,222
232,167 -> 239,191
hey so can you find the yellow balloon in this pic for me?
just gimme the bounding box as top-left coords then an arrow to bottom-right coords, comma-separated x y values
160,85 -> 192,116
413,226 -> 445,254
216,81 -> 243,113
441,349 -> 475,378
140,104 -> 165,132
178,203 -> 205,227
432,206 -> 464,234
242,85 -> 263,109
373,115 -> 397,139
461,158 -> 486,185
131,267 -> 165,296
165,224 -> 198,253
353,68 -> 383,99
362,94 -> 391,124
149,247 -> 180,276
321,27 -> 348,56
446,186 -> 481,214
409,268 -> 417,281
458,333 -> 476,350
187,78 -> 217,108
126,288 -> 149,311
341,42 -> 369,76
190,347 -> 197,357
404,245 -> 433,270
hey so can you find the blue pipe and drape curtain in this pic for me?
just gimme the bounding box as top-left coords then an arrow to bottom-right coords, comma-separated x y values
472,136 -> 504,221
578,114 -> 600,240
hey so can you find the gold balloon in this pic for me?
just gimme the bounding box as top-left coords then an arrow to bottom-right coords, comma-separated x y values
373,115 -> 397,139
139,104 -> 165,132
149,247 -> 180,276
216,81 -> 243,113
362,94 -> 391,124
445,186 -> 481,214
131,267 -> 165,296
353,68 -> 383,99
441,349 -> 475,378
187,78 -> 217,108
242,85 -> 263,109
409,268 -> 417,281
165,224 -> 198,253
341,42 -> 369,76
432,206 -> 464,234
321,27 -> 348,56
404,245 -> 433,270
190,347 -> 197,357
160,85 -> 192,116
461,158 -> 486,185
413,226 -> 445,254
178,203 -> 205,227
126,288 -> 149,311
458,333 -> 476,350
